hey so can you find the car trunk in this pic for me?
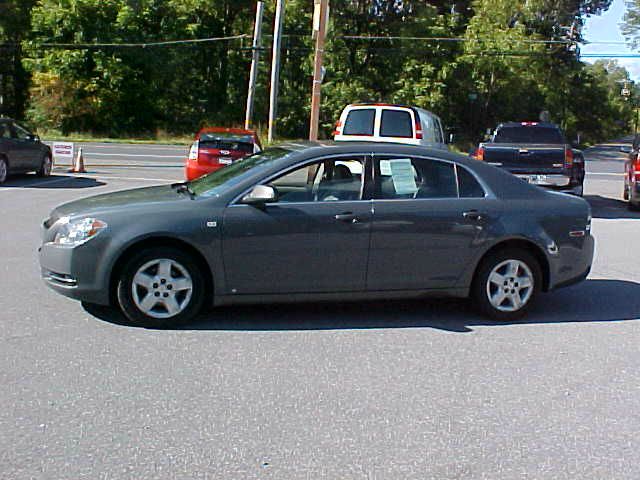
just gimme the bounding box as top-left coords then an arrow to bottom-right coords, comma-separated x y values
197,140 -> 253,167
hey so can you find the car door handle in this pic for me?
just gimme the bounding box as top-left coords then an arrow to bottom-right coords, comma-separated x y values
335,212 -> 358,223
463,210 -> 484,221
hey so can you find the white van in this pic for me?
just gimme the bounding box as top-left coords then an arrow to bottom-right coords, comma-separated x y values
333,103 -> 448,149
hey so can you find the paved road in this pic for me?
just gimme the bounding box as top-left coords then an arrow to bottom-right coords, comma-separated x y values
2,142 -> 640,479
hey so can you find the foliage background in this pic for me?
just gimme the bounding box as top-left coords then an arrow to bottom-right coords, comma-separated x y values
0,0 -> 638,145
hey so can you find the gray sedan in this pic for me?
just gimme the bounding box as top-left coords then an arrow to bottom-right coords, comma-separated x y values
39,142 -> 594,327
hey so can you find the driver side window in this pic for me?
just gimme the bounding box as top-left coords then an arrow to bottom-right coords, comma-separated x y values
269,157 -> 364,203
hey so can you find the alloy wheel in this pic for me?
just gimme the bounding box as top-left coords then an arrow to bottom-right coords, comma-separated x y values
485,259 -> 534,313
131,258 -> 193,319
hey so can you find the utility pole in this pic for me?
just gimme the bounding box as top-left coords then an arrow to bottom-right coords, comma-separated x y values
309,0 -> 329,141
268,0 -> 285,143
244,1 -> 264,130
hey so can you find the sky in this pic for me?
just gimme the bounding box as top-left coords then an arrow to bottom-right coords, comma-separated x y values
581,0 -> 640,80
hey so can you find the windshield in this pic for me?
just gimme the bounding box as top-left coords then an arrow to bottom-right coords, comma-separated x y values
189,147 -> 291,197
494,126 -> 564,144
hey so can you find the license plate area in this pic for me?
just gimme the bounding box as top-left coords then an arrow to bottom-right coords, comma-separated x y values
218,157 -> 233,165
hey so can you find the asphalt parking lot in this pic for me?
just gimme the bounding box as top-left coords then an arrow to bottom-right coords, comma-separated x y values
2,143 -> 640,479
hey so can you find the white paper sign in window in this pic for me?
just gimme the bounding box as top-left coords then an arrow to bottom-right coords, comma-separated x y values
389,159 -> 418,195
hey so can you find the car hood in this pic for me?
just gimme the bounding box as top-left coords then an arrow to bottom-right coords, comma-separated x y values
47,184 -> 189,222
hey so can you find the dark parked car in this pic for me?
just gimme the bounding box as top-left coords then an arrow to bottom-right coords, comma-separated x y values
0,118 -> 52,184
39,142 -> 594,328
621,136 -> 640,210
471,122 -> 585,196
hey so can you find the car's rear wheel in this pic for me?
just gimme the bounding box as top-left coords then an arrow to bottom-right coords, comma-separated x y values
472,249 -> 542,321
116,247 -> 205,328
36,154 -> 52,177
0,157 -> 7,184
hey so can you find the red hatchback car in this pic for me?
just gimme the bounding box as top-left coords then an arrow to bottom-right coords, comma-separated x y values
185,127 -> 262,181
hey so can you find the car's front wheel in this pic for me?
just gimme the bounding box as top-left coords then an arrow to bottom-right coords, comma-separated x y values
472,249 -> 542,321
116,247 -> 205,328
36,154 -> 52,177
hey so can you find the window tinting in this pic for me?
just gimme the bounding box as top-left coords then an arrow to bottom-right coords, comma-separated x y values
457,166 -> 485,198
343,109 -> 375,135
199,139 -> 254,153
494,126 -> 564,144
380,110 -> 413,138
376,158 -> 457,199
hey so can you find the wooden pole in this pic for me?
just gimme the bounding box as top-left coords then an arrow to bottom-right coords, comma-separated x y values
309,0 -> 329,141
268,0 -> 285,143
244,1 -> 264,130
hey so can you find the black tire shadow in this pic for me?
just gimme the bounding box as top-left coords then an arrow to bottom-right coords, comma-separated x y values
83,279 -> 640,333
0,174 -> 105,189
584,195 -> 640,219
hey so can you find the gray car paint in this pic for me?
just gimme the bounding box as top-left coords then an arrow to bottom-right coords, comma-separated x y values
39,142 -> 594,308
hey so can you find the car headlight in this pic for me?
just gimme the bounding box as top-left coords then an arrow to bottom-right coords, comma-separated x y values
53,217 -> 107,246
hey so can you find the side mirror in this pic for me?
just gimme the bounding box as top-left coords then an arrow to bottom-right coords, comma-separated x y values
620,145 -> 632,154
241,184 -> 278,206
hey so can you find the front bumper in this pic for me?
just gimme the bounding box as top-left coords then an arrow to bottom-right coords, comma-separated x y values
39,241 -> 111,305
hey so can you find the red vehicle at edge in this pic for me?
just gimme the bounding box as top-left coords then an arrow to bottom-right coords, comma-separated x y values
185,127 -> 262,181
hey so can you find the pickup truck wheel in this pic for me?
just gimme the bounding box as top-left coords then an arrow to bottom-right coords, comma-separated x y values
0,157 -> 7,184
116,247 -> 205,328
36,154 -> 52,177
472,249 -> 542,321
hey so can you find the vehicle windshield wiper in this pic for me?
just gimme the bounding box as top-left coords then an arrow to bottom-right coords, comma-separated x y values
171,182 -> 196,198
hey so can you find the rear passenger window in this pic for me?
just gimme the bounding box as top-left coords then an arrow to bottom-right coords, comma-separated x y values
457,166 -> 485,198
343,109 -> 375,135
380,110 -> 413,138
375,157 -> 457,199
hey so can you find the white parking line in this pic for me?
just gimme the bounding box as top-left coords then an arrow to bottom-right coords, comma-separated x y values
586,172 -> 624,176
83,153 -> 184,158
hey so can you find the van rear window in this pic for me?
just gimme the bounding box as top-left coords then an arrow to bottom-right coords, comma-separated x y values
343,109 -> 375,135
380,109 -> 413,138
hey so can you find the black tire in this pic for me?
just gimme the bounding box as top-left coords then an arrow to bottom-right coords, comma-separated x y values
36,153 -> 52,177
116,247 -> 206,328
471,248 -> 542,321
0,157 -> 7,184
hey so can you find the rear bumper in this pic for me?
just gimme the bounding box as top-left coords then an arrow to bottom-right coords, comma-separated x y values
549,234 -> 595,291
185,162 -> 224,181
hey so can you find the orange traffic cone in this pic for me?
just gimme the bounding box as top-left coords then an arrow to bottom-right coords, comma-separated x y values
69,147 -> 86,173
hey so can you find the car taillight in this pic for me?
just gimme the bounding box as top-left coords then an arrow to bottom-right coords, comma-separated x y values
474,146 -> 485,161
564,147 -> 573,169
188,141 -> 199,161
415,118 -> 423,140
634,158 -> 640,182
333,121 -> 342,136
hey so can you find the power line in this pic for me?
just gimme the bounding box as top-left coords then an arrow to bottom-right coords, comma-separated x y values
22,34 -> 248,49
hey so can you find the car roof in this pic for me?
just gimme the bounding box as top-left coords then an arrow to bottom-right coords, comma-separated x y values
198,127 -> 257,137
344,104 -> 438,118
